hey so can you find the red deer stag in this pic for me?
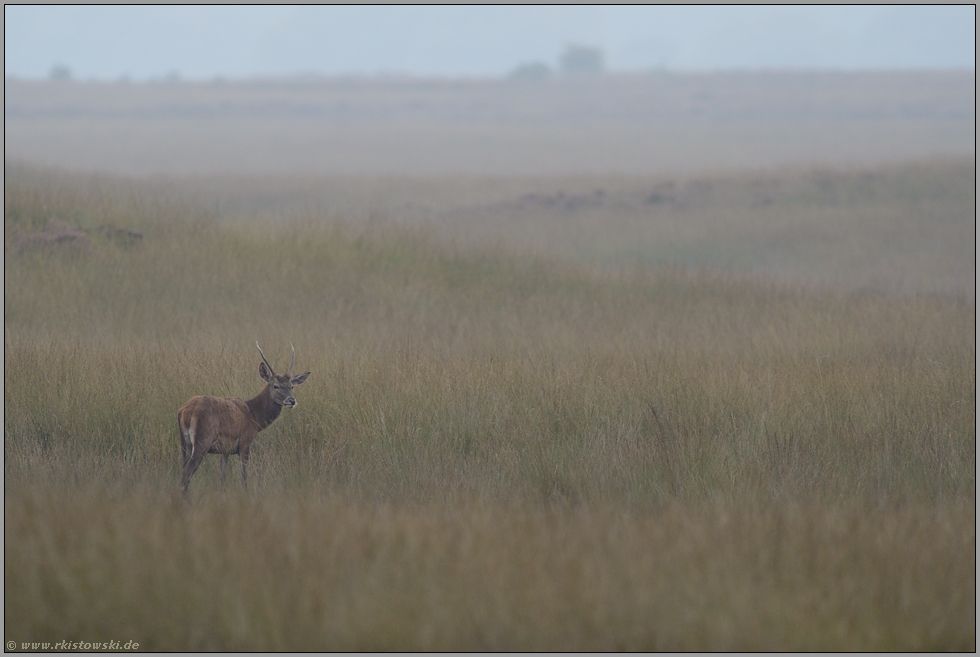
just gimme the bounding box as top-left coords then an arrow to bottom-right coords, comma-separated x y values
177,342 -> 310,495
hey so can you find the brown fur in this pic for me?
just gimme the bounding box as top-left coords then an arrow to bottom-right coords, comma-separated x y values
178,348 -> 309,495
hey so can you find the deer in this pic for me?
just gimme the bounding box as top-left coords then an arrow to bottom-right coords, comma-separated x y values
177,342 -> 310,496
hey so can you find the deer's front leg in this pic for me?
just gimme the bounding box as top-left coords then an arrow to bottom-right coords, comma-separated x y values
220,454 -> 230,490
239,449 -> 250,492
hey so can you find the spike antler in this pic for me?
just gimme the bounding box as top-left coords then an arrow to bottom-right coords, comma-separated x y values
256,341 -> 276,375
287,342 -> 296,377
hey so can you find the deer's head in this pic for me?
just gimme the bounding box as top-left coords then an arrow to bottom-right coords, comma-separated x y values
256,342 -> 310,407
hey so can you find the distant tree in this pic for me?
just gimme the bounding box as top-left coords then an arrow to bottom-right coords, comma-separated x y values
559,45 -> 604,76
48,64 -> 72,81
507,61 -> 552,81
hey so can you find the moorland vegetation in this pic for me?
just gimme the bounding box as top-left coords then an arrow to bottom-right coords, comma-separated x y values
4,158 -> 975,650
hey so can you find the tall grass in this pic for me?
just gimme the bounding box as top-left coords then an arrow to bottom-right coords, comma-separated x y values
6,491 -> 973,651
4,163 -> 975,649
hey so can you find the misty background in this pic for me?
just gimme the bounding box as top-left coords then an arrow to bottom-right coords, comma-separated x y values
2,8 -> 976,303
3,6 -> 975,181
4,5 -> 976,81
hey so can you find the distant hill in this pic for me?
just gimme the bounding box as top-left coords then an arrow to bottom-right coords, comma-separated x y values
4,70 -> 975,175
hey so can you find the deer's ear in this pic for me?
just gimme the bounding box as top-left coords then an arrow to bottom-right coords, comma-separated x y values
259,361 -> 274,382
291,371 -> 310,386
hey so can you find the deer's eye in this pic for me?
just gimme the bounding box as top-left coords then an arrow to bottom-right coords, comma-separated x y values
273,384 -> 280,389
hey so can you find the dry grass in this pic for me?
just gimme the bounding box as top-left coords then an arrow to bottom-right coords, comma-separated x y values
5,490 -> 974,651
3,161 -> 975,650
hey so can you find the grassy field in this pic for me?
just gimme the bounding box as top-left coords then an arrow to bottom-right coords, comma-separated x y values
153,156 -> 975,296
3,158 -> 976,650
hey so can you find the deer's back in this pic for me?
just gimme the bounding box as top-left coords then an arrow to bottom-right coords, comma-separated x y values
178,395 -> 257,454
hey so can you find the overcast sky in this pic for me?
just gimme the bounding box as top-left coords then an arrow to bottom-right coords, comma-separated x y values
4,5 -> 976,81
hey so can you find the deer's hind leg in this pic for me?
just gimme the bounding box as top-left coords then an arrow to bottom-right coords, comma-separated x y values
179,429 -> 190,472
179,415 -> 215,496
180,448 -> 209,496
178,415 -> 194,495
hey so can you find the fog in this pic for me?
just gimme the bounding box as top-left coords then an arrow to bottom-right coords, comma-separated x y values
4,5 -> 975,81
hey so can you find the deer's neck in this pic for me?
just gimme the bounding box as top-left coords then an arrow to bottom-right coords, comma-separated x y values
246,385 -> 282,431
